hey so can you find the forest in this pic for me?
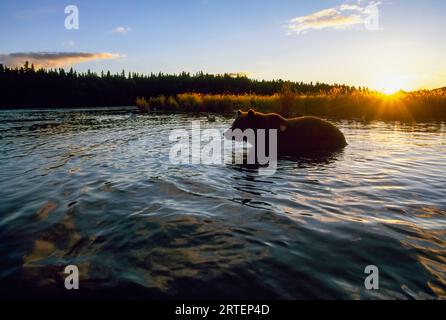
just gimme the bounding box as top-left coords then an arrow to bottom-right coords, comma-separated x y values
0,62 -> 359,108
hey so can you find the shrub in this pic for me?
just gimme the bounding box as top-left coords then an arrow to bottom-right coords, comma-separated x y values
135,90 -> 446,120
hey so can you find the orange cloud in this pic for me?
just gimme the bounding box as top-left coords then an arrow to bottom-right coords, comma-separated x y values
0,52 -> 124,68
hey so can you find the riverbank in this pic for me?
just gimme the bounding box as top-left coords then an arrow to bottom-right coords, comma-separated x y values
136,91 -> 446,121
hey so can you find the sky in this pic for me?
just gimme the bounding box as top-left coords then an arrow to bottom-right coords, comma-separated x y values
1,0 -> 445,91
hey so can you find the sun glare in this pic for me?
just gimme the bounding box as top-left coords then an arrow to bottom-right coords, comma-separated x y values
374,75 -> 414,95
382,86 -> 401,95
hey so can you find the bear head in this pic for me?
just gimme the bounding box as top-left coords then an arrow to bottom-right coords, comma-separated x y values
230,109 -> 258,131
229,109 -> 288,132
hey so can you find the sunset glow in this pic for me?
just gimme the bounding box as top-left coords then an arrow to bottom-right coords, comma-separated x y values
373,75 -> 417,95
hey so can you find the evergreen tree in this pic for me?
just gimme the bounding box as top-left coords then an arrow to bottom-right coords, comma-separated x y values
0,62 -> 359,108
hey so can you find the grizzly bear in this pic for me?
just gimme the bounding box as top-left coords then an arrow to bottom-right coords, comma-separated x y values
228,109 -> 347,156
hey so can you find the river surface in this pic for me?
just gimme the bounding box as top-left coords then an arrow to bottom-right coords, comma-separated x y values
1,108 -> 446,299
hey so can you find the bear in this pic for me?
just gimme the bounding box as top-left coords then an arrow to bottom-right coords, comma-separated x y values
227,109 -> 347,156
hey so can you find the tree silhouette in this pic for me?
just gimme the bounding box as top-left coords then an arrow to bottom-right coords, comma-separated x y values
0,62 -> 359,108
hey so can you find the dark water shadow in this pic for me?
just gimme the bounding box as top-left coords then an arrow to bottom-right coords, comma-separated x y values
226,147 -> 345,174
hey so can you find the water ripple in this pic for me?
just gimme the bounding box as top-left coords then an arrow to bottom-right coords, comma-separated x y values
0,108 -> 446,299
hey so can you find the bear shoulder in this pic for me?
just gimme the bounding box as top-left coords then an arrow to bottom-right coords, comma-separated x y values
256,112 -> 288,129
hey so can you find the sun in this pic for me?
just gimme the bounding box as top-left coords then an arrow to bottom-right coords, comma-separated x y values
382,85 -> 401,95
374,75 -> 413,95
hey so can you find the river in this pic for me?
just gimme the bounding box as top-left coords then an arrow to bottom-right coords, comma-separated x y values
1,108 -> 445,299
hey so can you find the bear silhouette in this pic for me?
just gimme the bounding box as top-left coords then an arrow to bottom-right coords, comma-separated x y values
227,109 -> 347,156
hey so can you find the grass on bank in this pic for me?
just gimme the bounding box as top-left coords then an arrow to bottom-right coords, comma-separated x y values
136,89 -> 446,121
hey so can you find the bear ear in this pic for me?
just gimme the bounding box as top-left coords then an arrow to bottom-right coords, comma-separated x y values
247,109 -> 256,118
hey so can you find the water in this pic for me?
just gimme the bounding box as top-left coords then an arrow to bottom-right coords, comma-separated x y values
1,108 -> 446,299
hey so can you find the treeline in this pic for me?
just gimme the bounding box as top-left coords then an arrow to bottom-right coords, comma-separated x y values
0,62 -> 363,108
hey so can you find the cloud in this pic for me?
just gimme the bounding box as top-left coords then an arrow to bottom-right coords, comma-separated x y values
0,52 -> 124,69
15,6 -> 57,20
61,40 -> 76,48
339,4 -> 364,11
286,1 -> 381,35
112,26 -> 132,34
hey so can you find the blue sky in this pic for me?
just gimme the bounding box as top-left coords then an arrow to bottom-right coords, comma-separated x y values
1,0 -> 445,91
